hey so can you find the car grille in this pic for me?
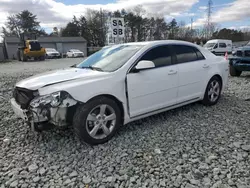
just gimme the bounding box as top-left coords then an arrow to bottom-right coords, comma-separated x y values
244,50 -> 250,57
236,51 -> 243,56
51,53 -> 58,56
13,87 -> 36,109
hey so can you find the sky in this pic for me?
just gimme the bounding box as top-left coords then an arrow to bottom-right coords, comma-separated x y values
0,0 -> 250,34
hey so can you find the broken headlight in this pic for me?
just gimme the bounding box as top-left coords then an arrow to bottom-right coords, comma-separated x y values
30,91 -> 69,108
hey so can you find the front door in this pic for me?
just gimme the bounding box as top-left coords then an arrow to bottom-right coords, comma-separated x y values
126,45 -> 179,118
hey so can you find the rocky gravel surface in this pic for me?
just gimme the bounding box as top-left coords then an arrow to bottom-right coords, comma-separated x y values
1,59 -> 250,188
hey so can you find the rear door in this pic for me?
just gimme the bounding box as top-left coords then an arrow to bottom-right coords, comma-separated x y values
126,45 -> 178,117
171,45 -> 209,103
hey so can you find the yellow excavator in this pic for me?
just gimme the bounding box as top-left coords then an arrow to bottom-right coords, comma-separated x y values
17,33 -> 46,62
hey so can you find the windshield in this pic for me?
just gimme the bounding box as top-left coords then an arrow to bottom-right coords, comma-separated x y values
204,43 -> 216,48
72,49 -> 81,52
46,48 -> 56,52
76,44 -> 143,72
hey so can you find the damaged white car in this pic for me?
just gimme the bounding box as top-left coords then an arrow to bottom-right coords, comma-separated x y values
11,40 -> 228,145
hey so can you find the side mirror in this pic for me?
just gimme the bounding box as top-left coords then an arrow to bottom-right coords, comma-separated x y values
134,60 -> 155,72
214,45 -> 218,49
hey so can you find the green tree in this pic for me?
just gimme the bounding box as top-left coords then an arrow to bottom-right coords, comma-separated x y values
212,28 -> 244,42
169,19 -> 178,39
3,10 -> 47,37
61,16 -> 80,37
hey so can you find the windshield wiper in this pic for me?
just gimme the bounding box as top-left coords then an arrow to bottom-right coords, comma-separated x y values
80,66 -> 103,72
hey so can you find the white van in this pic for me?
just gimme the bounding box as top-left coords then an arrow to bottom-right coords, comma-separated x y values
204,39 -> 232,55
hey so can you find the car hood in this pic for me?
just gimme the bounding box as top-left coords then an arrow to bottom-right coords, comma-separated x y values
204,47 -> 213,50
16,68 -> 108,90
47,51 -> 59,54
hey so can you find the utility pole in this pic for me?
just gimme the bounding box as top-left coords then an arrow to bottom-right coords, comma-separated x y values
100,7 -> 104,46
191,18 -> 193,38
191,18 -> 193,31
206,0 -> 213,39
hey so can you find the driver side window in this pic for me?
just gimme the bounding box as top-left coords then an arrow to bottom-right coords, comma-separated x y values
139,45 -> 173,68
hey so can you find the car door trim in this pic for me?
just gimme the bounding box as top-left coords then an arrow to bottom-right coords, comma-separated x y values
130,97 -> 200,119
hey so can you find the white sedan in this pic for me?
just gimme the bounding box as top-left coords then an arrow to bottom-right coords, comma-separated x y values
66,49 -> 84,58
11,40 -> 228,145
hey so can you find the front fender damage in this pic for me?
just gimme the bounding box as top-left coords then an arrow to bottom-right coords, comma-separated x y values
29,96 -> 78,128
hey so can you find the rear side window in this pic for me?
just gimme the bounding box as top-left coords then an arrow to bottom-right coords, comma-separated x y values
172,45 -> 198,63
219,43 -> 226,48
140,45 -> 172,68
193,48 -> 205,60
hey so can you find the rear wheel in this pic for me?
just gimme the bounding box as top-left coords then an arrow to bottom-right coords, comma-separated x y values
202,76 -> 222,106
17,50 -> 21,61
39,56 -> 45,61
73,97 -> 121,145
20,51 -> 27,62
229,65 -> 242,77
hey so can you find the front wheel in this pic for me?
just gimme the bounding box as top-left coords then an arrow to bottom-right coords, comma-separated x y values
202,76 -> 222,106
73,97 -> 121,145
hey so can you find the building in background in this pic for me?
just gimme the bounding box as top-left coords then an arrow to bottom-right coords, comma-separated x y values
0,43 -> 5,61
4,36 -> 87,59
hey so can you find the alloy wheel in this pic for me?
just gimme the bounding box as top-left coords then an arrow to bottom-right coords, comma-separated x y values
208,80 -> 220,102
86,104 -> 116,139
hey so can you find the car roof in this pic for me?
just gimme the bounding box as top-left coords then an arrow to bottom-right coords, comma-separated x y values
116,40 -> 202,49
206,39 -> 231,43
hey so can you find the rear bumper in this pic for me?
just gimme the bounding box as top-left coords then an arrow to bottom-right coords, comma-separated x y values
25,51 -> 46,57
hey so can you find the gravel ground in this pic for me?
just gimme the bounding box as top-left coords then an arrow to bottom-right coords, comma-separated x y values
1,59 -> 250,188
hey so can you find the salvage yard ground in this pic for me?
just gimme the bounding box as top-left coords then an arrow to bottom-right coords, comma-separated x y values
1,59 -> 250,187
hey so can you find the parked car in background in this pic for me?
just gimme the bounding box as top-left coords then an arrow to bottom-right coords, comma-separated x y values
204,39 -> 232,55
45,48 -> 61,59
66,49 -> 84,58
11,40 -> 228,145
229,44 -> 250,76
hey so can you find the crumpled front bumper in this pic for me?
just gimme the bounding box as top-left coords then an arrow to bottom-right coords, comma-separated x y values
11,97 -> 77,128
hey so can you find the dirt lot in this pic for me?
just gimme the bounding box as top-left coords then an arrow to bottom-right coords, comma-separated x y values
1,59 -> 250,188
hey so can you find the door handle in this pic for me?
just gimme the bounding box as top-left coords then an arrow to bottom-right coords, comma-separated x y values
168,70 -> 177,75
203,64 -> 210,68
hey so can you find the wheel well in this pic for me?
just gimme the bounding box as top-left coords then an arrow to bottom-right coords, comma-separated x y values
212,74 -> 223,87
87,94 -> 125,124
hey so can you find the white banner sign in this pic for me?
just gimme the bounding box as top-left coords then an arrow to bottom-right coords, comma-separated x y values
111,18 -> 125,38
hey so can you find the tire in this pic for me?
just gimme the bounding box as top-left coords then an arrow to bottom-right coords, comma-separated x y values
17,50 -> 21,61
20,51 -> 27,62
202,76 -> 222,106
73,97 -> 122,145
229,65 -> 242,77
39,56 -> 45,61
